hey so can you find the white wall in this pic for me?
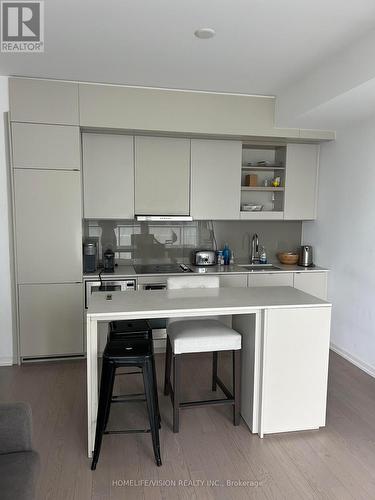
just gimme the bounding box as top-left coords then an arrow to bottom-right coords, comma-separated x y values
0,76 -> 13,365
276,29 -> 375,128
303,116 -> 375,376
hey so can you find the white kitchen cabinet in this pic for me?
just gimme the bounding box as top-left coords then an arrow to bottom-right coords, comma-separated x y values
284,144 -> 319,220
191,139 -> 241,219
9,78 -> 79,125
261,307 -> 331,434
78,83 -> 275,134
135,136 -> 190,215
248,273 -> 294,287
19,283 -> 83,358
293,272 -> 328,300
219,275 -> 247,288
12,123 -> 80,170
14,169 -> 82,284
82,133 -> 134,219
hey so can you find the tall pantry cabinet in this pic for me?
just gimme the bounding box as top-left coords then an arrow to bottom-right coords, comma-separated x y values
10,80 -> 84,360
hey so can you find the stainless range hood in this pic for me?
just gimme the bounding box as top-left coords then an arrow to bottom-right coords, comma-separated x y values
136,215 -> 193,221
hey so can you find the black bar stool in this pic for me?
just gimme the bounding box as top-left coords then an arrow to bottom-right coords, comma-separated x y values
91,338 -> 162,470
109,319 -> 152,341
108,319 -> 160,426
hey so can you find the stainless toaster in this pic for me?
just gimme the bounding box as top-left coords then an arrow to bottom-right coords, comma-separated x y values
194,250 -> 217,266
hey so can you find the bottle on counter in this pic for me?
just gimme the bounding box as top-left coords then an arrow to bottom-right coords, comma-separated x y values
259,246 -> 267,264
217,250 -> 224,266
230,251 -> 235,265
223,244 -> 231,266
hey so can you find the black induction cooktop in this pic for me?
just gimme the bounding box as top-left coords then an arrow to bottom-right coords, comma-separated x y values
133,263 -> 192,274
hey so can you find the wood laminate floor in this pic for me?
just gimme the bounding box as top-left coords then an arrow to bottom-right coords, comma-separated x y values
1,351 -> 375,499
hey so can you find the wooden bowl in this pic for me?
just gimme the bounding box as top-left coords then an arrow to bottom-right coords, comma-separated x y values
277,252 -> 299,265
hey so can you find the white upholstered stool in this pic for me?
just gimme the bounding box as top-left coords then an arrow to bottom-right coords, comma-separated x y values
163,275 -> 242,432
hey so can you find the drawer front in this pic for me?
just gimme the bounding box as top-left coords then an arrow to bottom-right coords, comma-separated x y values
248,273 -> 294,287
219,275 -> 247,288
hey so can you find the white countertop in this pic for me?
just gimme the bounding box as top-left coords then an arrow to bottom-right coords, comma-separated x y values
87,286 -> 330,320
191,263 -> 329,274
83,263 -> 329,280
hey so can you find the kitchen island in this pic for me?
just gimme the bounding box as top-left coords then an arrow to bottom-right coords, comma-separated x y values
86,286 -> 331,457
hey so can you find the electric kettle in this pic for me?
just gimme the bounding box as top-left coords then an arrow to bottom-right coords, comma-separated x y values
298,245 -> 314,267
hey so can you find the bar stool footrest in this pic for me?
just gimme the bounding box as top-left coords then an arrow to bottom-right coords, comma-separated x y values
180,398 -> 234,408
171,375 -> 235,409
104,429 -> 151,434
115,371 -> 143,376
111,392 -> 146,403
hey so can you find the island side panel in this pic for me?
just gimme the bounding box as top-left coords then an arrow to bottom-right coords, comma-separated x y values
232,310 -> 262,434
87,316 -> 98,458
261,306 -> 331,434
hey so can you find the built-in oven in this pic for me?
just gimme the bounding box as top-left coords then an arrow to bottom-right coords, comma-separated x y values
85,279 -> 136,309
84,278 -> 137,354
84,276 -> 167,353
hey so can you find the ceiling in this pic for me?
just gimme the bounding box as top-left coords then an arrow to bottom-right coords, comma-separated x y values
1,0 -> 375,98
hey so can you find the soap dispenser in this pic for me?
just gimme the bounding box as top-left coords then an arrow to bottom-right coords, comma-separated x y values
259,246 -> 267,264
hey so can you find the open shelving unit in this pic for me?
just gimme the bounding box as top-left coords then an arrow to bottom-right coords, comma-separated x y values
240,144 -> 286,219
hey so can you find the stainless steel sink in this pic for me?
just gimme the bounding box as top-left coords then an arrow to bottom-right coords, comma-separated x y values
238,264 -> 281,271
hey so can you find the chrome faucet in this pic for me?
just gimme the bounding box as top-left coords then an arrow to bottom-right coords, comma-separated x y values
250,233 -> 260,264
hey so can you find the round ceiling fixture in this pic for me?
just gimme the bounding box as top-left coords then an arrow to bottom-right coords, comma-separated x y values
194,28 -> 216,39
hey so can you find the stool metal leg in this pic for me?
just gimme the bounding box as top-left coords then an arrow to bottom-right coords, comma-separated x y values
91,359 -> 116,470
172,354 -> 181,433
151,356 -> 161,428
233,350 -> 241,426
164,336 -> 172,396
149,340 -> 161,428
212,351 -> 218,391
104,363 -> 116,430
143,358 -> 162,466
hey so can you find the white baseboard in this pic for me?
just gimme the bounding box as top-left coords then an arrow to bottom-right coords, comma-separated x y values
330,342 -> 375,379
0,357 -> 14,366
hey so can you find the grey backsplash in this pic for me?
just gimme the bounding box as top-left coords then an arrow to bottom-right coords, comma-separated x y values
83,220 -> 302,265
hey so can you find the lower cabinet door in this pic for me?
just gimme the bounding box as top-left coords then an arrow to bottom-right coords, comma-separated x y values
19,283 -> 84,358
293,272 -> 328,300
261,307 -> 331,434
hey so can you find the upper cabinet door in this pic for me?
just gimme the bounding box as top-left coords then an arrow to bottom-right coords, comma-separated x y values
9,78 -> 79,125
82,133 -> 134,219
284,144 -> 319,220
12,123 -> 80,170
135,136 -> 190,215
14,170 -> 82,284
191,139 -> 241,219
